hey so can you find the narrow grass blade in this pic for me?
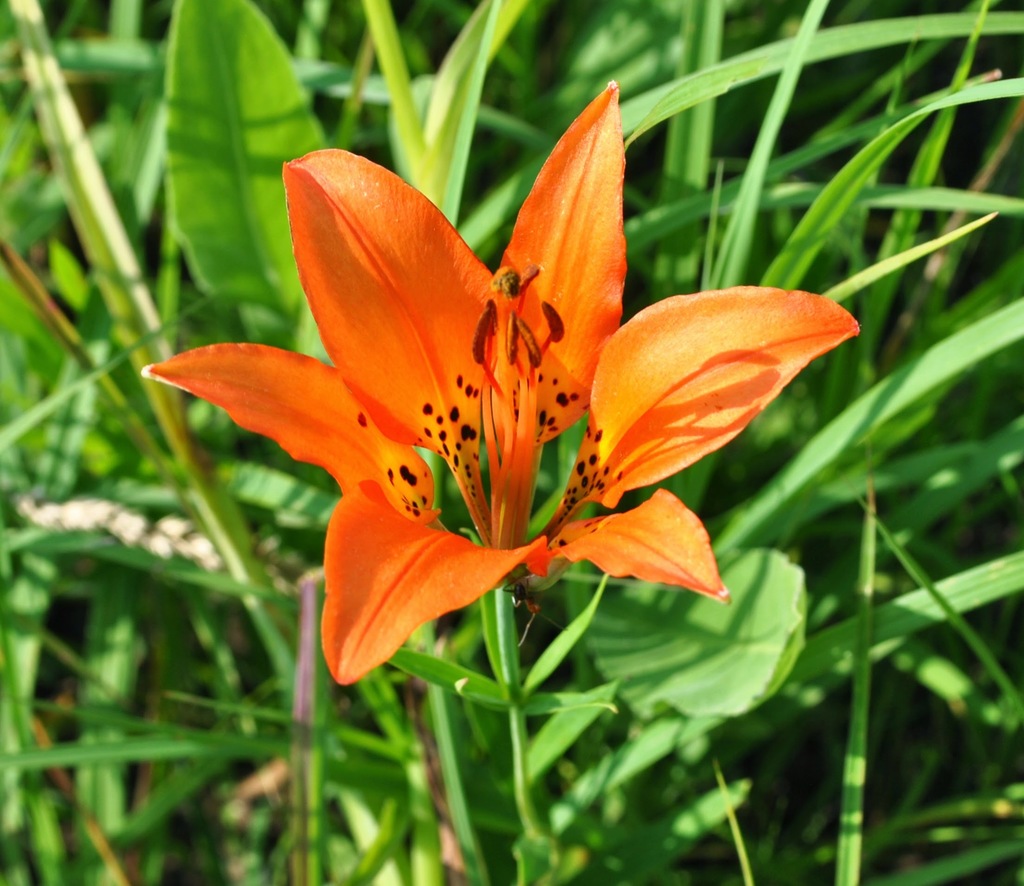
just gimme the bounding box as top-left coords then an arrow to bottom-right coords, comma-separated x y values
625,57 -> 763,149
822,212 -> 997,304
389,648 -> 508,708
550,717 -> 687,835
361,0 -> 426,179
621,13 -> 1024,133
714,759 -> 754,886
762,78 -> 1024,290
873,514 -> 1024,728
427,684 -> 491,886
788,550 -> 1024,688
527,705 -> 608,780
436,0 -> 502,224
652,1 -> 724,297
861,1 -> 992,354
835,484 -> 877,886
569,778 -> 751,884
710,0 -> 831,288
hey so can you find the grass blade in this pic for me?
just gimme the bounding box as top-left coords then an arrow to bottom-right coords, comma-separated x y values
835,482 -> 876,886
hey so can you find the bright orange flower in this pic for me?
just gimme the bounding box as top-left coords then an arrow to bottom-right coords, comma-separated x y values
145,84 -> 858,684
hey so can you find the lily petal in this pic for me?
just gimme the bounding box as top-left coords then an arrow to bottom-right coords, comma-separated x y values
143,345 -> 433,517
563,287 -> 858,509
503,82 -> 626,440
285,151 -> 493,524
323,483 -> 548,684
552,489 -> 726,598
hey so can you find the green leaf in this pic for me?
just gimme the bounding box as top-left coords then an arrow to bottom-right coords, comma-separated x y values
589,550 -> 806,718
361,0 -> 425,182
228,463 -> 336,527
423,0 -> 504,218
762,78 -> 1024,290
388,648 -> 510,710
710,0 -> 830,288
527,705 -> 608,780
523,575 -> 606,694
621,13 -> 1024,133
165,0 -> 323,309
569,779 -> 751,885
521,682 -> 619,716
822,212 -> 997,304
625,57 -> 765,148
788,550 -> 1024,689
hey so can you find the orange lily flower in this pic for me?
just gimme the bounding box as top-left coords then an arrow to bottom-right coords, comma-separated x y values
144,83 -> 858,684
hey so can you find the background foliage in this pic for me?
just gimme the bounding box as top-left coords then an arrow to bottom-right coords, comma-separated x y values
2,0 -> 1023,883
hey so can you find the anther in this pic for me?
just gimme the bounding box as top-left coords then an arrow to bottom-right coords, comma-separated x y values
520,263 -> 540,289
514,315 -> 543,367
505,311 -> 520,365
491,267 -> 521,299
541,301 -> 564,342
472,300 -> 497,365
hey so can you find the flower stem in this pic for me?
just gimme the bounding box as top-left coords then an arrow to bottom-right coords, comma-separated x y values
490,589 -> 546,839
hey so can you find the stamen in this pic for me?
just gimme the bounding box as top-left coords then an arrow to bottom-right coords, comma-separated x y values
472,300 -> 497,365
514,315 -> 542,367
520,263 -> 540,289
505,311 -> 520,365
491,267 -> 521,299
541,301 -> 564,342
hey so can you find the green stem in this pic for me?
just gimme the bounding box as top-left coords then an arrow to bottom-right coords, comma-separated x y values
489,589 -> 546,838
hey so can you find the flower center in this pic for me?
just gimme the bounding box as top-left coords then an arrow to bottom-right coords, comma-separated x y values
471,265 -> 563,377
469,264 -> 564,548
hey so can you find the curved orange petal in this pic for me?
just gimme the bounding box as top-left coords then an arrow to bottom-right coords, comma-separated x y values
552,489 -> 726,598
502,83 -> 626,440
562,288 -> 858,509
284,152 -> 491,524
143,344 -> 433,518
322,483 -> 548,684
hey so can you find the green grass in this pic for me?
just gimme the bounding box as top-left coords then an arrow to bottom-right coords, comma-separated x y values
2,1 -> 1023,883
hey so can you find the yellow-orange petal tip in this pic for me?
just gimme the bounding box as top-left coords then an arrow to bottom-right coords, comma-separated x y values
716,587 -> 731,604
607,80 -> 619,94
141,364 -> 156,379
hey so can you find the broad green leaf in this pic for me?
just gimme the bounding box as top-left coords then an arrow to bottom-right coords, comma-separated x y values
165,0 -> 323,309
589,550 -> 806,718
